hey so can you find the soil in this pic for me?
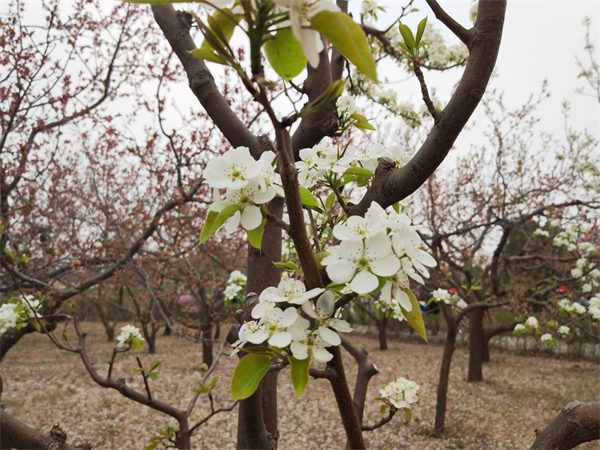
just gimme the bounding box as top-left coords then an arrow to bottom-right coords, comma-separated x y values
1,322 -> 599,450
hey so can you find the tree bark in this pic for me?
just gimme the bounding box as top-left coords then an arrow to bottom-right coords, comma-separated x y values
530,401 -> 600,450
0,408 -> 83,450
483,321 -> 517,363
467,307 -> 485,382
202,325 -> 213,368
377,317 -> 388,350
434,304 -> 458,435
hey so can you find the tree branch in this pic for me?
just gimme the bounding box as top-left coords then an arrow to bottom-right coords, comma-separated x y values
425,0 -> 473,47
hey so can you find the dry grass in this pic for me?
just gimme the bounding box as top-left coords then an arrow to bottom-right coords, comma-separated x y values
1,322 -> 599,450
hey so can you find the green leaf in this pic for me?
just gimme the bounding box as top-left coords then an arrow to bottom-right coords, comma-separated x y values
404,407 -> 412,422
192,383 -> 209,394
350,113 -> 376,132
210,376 -> 219,390
298,187 -> 319,209
200,204 -> 242,244
380,404 -> 387,415
311,11 -> 378,82
33,320 -> 41,332
325,192 -> 336,211
190,48 -> 228,65
132,337 -> 145,351
150,359 -> 162,372
400,289 -> 428,342
344,166 -> 374,177
273,261 -> 299,271
399,23 -> 416,50
149,372 -> 158,381
201,8 -> 241,52
231,353 -> 271,400
298,80 -> 346,117
415,17 -> 428,47
289,354 -> 311,397
247,219 -> 266,250
263,27 -> 307,81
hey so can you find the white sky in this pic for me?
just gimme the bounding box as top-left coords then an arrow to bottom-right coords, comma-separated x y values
5,0 -> 599,158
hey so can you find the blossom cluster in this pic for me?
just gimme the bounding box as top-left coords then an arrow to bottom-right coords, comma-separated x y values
378,377 -> 420,410
514,316 -> 570,346
117,324 -> 145,349
232,286 -> 352,363
225,270 -> 247,302
204,147 -> 283,232
0,295 -> 42,334
322,202 -> 436,299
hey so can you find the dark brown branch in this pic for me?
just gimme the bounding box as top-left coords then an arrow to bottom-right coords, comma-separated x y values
0,408 -> 84,450
425,0 -> 473,47
413,62 -> 440,123
530,401 -> 600,450
362,408 -> 397,431
151,5 -> 262,157
136,356 -> 153,403
348,0 -> 507,216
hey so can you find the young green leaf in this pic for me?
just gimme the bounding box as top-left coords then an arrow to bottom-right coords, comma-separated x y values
399,23 -> 416,50
201,8 -> 241,52
192,383 -> 209,394
191,48 -> 229,65
150,359 -> 162,372
149,372 -> 158,381
132,337 -> 145,351
273,261 -> 299,271
289,355 -> 311,397
344,166 -> 374,177
247,219 -> 266,250
199,204 -> 242,244
231,353 -> 272,400
400,288 -> 428,342
210,376 -> 219,390
263,27 -> 307,81
298,187 -> 320,209
311,11 -> 378,82
415,17 -> 428,47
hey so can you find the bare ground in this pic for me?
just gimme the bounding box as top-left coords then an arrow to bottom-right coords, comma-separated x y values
1,322 -> 599,450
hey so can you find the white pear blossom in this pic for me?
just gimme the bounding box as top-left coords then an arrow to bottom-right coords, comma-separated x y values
558,325 -> 570,337
431,288 -> 452,305
213,179 -> 275,232
204,147 -> 261,189
301,291 -> 352,345
245,307 -> 299,348
337,95 -> 356,114
0,296 -> 42,334
514,324 -> 526,332
288,315 -> 334,362
525,316 -> 539,329
533,228 -> 549,238
0,303 -> 19,334
379,377 -> 420,410
256,151 -> 284,197
117,325 -> 145,348
324,232 -> 400,295
540,333 -> 553,344
260,279 -> 325,306
589,295 -> 600,320
332,204 -> 387,242
380,272 -> 411,311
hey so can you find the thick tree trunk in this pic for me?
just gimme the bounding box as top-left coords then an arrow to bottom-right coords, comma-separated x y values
483,321 -> 517,363
378,317 -> 388,350
0,326 -> 32,361
237,197 -> 283,449
530,401 -> 600,449
434,305 -> 458,435
163,324 -> 172,336
467,308 -> 485,382
202,325 -> 213,368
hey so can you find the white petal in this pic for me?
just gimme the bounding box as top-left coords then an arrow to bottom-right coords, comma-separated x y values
246,330 -> 268,344
365,232 -> 393,258
252,302 -> 274,319
269,331 -> 292,348
395,288 -> 412,311
381,280 -> 392,301
371,255 -> 401,277
319,326 -> 341,346
350,270 -> 379,295
417,250 -> 437,267
224,211 -> 241,233
316,291 -> 335,318
240,205 -> 263,230
280,307 -> 299,327
290,341 -> 309,360
313,347 -> 333,363
330,318 -> 352,333
326,260 -> 356,284
301,301 -> 319,319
